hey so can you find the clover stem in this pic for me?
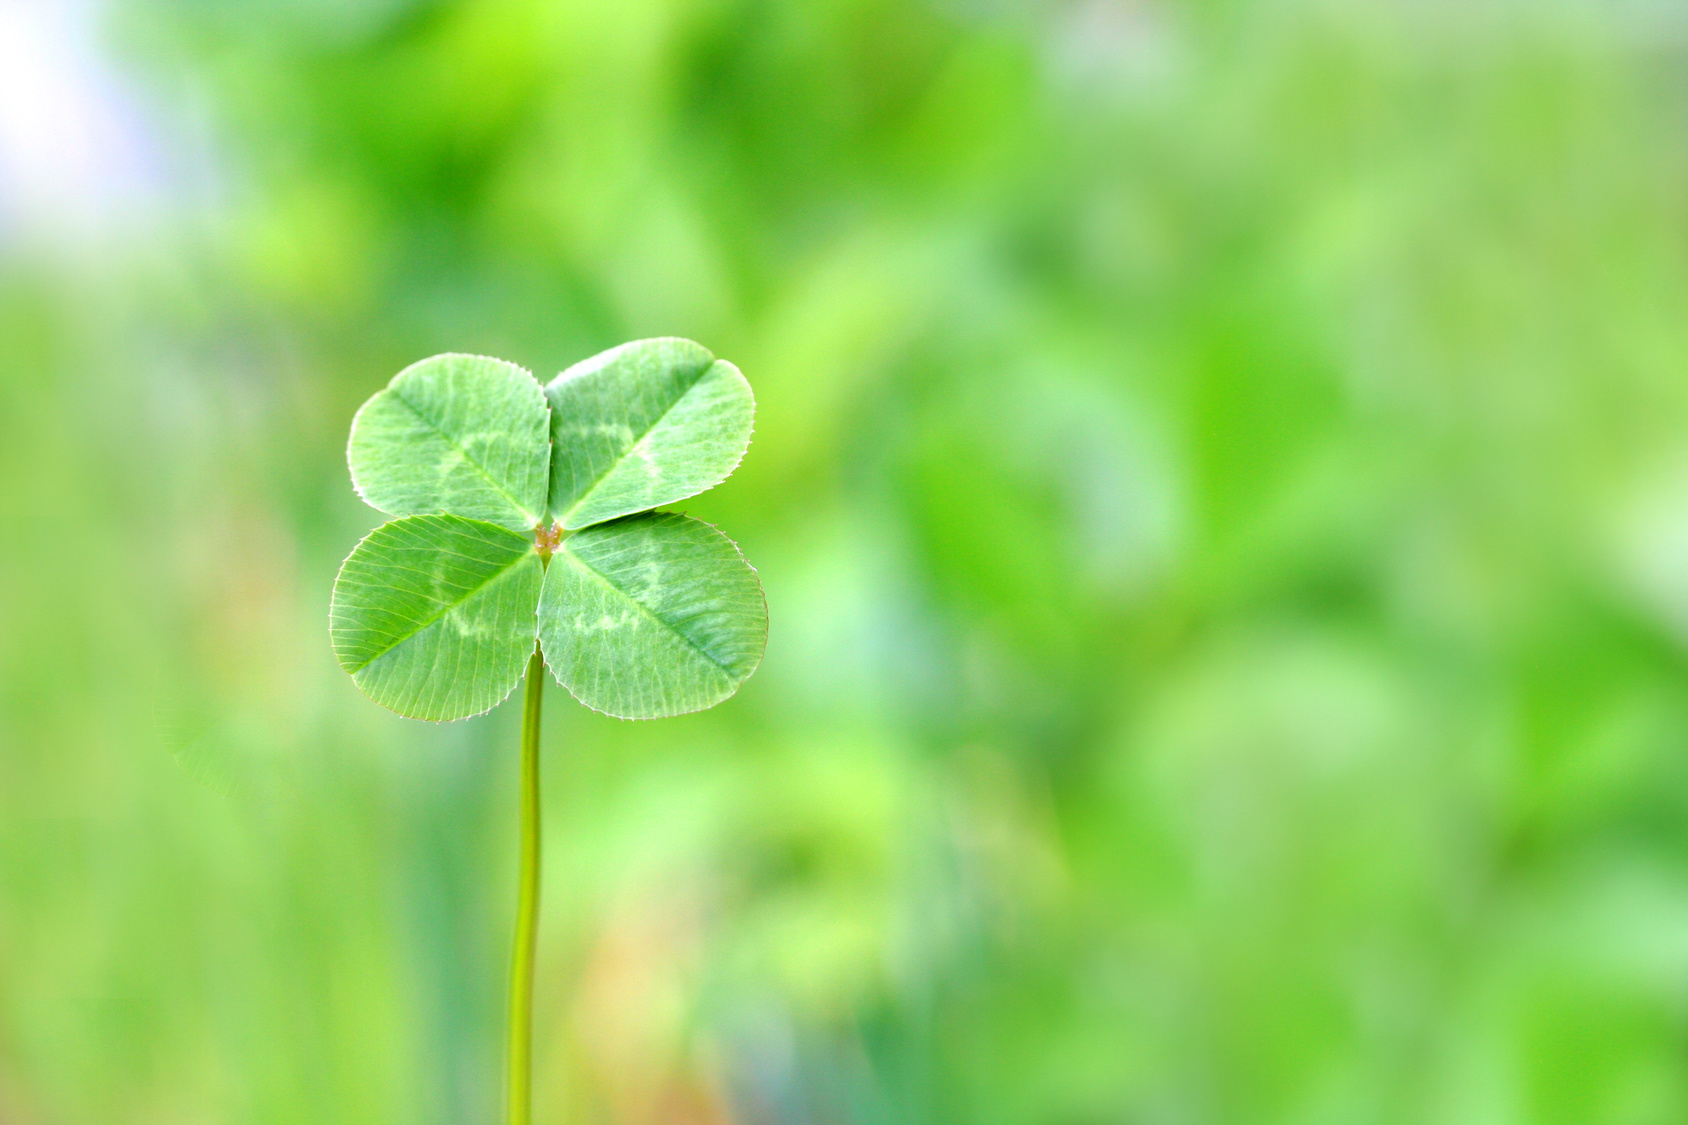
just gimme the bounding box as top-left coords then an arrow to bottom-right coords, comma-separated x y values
507,645 -> 545,1125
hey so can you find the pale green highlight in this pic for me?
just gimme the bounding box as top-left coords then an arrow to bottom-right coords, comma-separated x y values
545,338 -> 755,530
329,514 -> 543,721
349,353 -> 552,532
538,512 -> 767,719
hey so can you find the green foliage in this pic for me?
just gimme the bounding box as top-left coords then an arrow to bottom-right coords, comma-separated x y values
538,512 -> 766,718
329,515 -> 542,721
12,2 -> 1688,1123
331,340 -> 765,721
546,338 -> 755,530
349,354 -> 551,532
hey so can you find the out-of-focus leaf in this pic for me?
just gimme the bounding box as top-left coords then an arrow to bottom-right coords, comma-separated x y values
538,512 -> 766,719
545,338 -> 754,530
330,514 -> 543,721
349,353 -> 552,532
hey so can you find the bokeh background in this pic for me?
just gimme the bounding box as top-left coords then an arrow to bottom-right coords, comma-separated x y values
5,0 -> 1688,1121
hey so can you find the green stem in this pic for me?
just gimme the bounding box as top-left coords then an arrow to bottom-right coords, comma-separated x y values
508,646 -> 544,1125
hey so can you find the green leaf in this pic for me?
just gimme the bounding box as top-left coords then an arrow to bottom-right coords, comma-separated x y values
349,353 -> 551,532
537,512 -> 767,719
545,338 -> 755,530
330,514 -> 544,721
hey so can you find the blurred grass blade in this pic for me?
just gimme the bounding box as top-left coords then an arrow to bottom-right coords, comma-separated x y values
545,338 -> 754,530
349,354 -> 552,531
538,512 -> 766,718
330,514 -> 543,721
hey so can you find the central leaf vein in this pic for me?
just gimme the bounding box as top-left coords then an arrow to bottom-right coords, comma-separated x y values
557,547 -> 735,675
342,547 -> 536,673
556,366 -> 713,525
390,385 -> 541,524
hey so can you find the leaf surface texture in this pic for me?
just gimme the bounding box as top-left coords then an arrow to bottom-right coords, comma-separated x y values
350,353 -> 551,531
546,338 -> 754,529
331,515 -> 543,720
538,512 -> 766,718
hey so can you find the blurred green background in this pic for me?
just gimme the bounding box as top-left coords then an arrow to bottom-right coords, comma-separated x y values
5,0 -> 1688,1122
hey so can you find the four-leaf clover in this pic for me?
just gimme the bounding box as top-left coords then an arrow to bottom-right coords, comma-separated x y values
329,338 -> 767,721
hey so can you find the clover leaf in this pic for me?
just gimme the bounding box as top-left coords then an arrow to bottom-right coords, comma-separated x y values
349,353 -> 552,531
328,338 -> 766,1125
546,337 -> 754,528
329,339 -> 766,723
